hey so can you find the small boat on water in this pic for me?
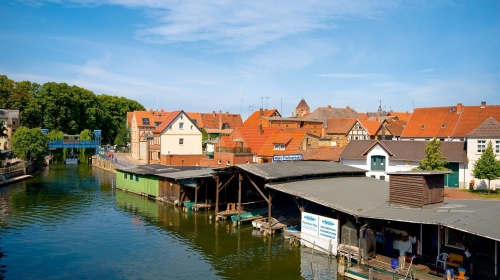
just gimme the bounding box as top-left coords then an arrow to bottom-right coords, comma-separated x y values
65,151 -> 79,164
230,207 -> 269,223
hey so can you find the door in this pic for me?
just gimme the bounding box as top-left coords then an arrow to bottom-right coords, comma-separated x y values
444,163 -> 459,188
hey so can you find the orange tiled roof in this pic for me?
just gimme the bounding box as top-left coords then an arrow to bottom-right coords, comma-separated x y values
302,146 -> 345,161
400,106 -> 461,138
326,118 -> 357,134
230,126 -> 280,153
454,105 -> 500,137
243,109 -> 281,127
357,119 -> 382,136
388,111 -> 412,121
153,111 -> 181,134
199,111 -> 243,129
358,113 -> 368,119
258,131 -> 309,157
133,110 -> 172,128
384,120 -> 407,137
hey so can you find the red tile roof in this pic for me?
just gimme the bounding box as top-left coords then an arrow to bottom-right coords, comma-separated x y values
153,111 -> 182,134
401,103 -> 500,139
133,110 -> 172,128
358,119 -> 382,136
258,131 -> 309,157
400,106 -> 461,138
454,105 -> 500,137
199,111 -> 243,129
467,117 -> 500,137
229,126 -> 280,153
388,111 -> 412,121
243,109 -> 281,127
302,146 -> 345,161
384,120 -> 407,137
326,118 -> 357,134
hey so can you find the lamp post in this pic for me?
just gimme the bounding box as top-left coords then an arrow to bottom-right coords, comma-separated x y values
144,132 -> 154,165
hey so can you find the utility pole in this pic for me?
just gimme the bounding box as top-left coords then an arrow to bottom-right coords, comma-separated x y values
265,97 -> 270,109
260,97 -> 264,109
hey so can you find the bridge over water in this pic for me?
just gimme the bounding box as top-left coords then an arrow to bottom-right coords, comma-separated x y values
42,129 -> 102,154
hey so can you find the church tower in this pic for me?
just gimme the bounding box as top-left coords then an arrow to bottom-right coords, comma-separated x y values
295,98 -> 310,117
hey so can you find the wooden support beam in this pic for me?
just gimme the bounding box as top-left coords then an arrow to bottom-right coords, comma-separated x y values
215,176 -> 220,213
293,196 -> 305,212
238,172 -> 242,226
194,182 -> 199,211
268,192 -> 272,233
218,173 -> 236,192
243,172 -> 269,203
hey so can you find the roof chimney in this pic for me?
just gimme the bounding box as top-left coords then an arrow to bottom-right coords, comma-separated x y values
260,108 -> 264,117
213,111 -> 216,117
456,103 -> 463,113
481,101 -> 486,108
327,105 -> 332,109
226,111 -> 229,117
346,106 -> 351,110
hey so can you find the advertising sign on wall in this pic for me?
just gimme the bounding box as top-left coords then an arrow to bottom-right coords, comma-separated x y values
300,212 -> 338,255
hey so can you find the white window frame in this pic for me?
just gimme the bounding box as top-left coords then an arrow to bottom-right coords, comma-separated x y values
280,144 -> 285,150
274,144 -> 280,150
477,140 -> 486,153
496,140 -> 500,153
179,122 -> 184,130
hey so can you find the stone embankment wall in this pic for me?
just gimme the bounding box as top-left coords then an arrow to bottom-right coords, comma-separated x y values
91,156 -> 122,173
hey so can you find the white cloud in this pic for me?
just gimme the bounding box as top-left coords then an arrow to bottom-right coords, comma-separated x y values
35,0 -> 399,51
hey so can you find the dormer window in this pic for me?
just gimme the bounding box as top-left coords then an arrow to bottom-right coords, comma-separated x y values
142,118 -> 150,125
441,124 -> 446,129
273,144 -> 286,150
450,108 -> 455,112
154,122 -> 162,127
421,125 -> 425,129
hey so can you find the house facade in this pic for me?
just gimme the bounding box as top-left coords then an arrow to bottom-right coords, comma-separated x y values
466,117 -> 500,190
152,111 -> 203,165
340,140 -> 468,187
0,109 -> 20,150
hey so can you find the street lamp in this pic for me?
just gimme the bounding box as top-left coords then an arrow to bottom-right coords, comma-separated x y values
144,132 -> 154,165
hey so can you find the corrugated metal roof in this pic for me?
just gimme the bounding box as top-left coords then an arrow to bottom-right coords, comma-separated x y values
116,164 -> 211,175
156,168 -> 215,180
225,161 -> 367,180
266,177 -> 500,241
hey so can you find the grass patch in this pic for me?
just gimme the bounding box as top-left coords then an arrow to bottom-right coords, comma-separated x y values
461,189 -> 500,199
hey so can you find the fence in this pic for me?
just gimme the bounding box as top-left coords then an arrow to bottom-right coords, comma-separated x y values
98,153 -> 134,167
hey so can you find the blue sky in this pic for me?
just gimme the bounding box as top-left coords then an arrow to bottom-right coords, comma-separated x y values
1,0 -> 499,120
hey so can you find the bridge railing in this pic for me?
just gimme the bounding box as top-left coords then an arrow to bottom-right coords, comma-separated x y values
98,153 -> 134,167
48,140 -> 97,149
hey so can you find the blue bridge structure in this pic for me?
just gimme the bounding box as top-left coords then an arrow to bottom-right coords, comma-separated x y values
42,129 -> 102,154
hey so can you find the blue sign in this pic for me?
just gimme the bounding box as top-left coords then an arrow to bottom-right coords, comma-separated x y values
273,154 -> 303,162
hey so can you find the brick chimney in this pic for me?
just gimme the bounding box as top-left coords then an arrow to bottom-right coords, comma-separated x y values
346,106 -> 351,110
213,111 -> 216,117
457,103 -> 463,113
327,105 -> 332,109
481,101 -> 486,108
260,108 -> 264,117
226,111 -> 229,117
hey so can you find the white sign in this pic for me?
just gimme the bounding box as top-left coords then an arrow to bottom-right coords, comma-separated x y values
301,212 -> 319,237
318,216 -> 338,241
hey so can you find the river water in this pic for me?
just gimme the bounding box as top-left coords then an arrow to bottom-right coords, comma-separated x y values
0,165 -> 338,279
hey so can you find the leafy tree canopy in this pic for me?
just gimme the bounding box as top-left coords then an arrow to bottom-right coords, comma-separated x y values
472,141 -> 500,194
11,126 -> 48,165
79,129 -> 93,140
0,75 -> 145,145
114,121 -> 130,148
47,130 -> 64,140
414,138 -> 449,171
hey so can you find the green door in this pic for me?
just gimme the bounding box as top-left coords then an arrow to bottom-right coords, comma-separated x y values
444,162 -> 459,188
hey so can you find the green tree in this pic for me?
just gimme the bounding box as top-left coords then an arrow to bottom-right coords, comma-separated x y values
47,130 -> 64,140
79,129 -> 93,140
114,122 -> 129,148
414,138 -> 449,171
11,126 -> 49,166
472,141 -> 500,195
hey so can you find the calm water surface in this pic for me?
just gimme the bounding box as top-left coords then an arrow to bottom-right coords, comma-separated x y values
0,165 -> 338,279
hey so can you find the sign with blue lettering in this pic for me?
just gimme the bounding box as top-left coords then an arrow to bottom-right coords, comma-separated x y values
301,212 -> 319,237
301,212 -> 338,242
273,154 -> 303,162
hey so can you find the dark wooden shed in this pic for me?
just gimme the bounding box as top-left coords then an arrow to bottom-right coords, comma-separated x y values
387,171 -> 450,208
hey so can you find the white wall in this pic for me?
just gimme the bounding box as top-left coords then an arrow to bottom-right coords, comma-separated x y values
466,138 -> 500,190
160,113 -> 202,155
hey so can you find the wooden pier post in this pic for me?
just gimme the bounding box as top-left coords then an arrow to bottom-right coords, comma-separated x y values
237,172 -> 242,226
194,180 -> 198,211
215,176 -> 219,214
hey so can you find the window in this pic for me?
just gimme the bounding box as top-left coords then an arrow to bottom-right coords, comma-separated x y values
154,122 -> 162,127
496,141 -> 499,153
380,176 -> 385,181
274,144 -> 280,150
441,124 -> 446,129
179,138 -> 184,145
477,140 -> 486,152
124,173 -> 128,179
370,175 -> 375,178
280,144 -> 285,150
445,228 -> 465,249
371,156 -> 385,171
218,159 -> 221,165
179,122 -> 184,129
420,125 -> 425,129
226,160 -> 230,166
142,118 -> 150,125
192,120 -> 197,126
130,174 -> 134,181
191,125 -> 193,130
135,176 -> 139,182
180,115 -> 183,120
